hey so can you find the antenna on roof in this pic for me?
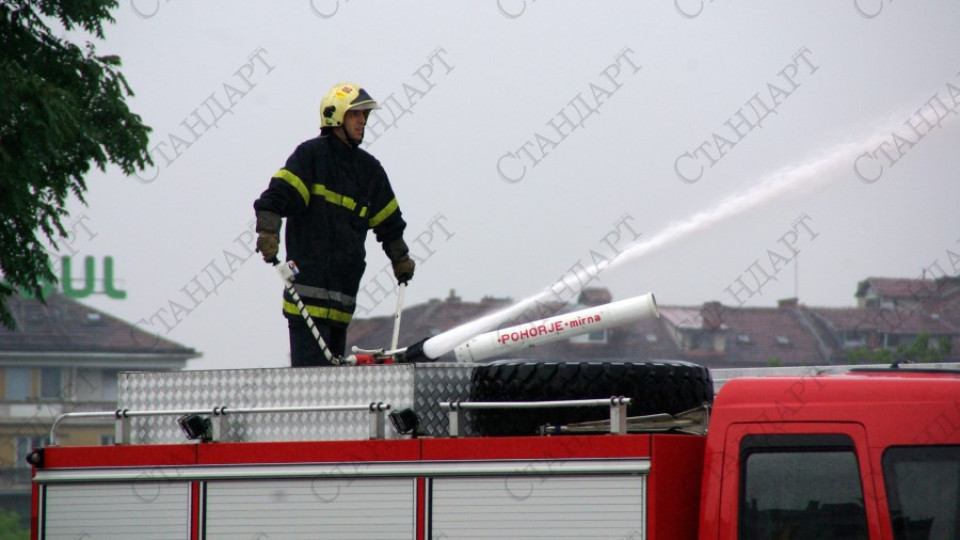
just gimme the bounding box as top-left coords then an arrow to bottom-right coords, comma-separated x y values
794,255 -> 799,300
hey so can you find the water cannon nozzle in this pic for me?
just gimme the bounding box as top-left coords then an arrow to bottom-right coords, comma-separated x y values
397,337 -> 432,363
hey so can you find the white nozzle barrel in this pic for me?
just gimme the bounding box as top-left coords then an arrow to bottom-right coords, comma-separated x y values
452,292 -> 659,363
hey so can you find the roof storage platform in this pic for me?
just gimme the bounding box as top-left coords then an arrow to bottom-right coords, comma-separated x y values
117,363 -> 476,443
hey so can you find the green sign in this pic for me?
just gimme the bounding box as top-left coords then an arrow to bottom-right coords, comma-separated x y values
16,256 -> 127,300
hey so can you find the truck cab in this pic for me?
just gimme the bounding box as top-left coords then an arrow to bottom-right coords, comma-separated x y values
699,369 -> 960,540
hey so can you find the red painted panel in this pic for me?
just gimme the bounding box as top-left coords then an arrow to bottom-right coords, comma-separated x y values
416,477 -> 426,540
712,375 -> 960,448
30,473 -> 39,540
646,435 -> 705,540
421,434 -> 652,461
41,443 -> 197,469
40,434 -> 655,471
190,482 -> 201,540
195,439 -> 421,465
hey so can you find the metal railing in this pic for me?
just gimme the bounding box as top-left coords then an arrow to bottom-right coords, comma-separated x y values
558,404 -> 711,436
440,397 -> 631,437
49,402 -> 391,445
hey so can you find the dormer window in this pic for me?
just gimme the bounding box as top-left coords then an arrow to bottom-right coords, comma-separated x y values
842,331 -> 867,348
570,330 -> 607,344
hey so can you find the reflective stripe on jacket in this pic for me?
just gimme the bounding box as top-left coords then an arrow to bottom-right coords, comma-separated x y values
254,135 -> 406,326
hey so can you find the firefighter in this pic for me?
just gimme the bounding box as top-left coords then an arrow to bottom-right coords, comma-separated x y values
253,82 -> 415,367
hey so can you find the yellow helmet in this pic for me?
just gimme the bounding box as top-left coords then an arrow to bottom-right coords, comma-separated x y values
319,82 -> 379,128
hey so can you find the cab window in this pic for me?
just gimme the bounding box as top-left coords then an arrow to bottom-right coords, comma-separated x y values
739,434 -> 868,540
883,446 -> 960,540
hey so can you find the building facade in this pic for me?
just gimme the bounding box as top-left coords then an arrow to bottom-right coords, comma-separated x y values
0,292 -> 198,518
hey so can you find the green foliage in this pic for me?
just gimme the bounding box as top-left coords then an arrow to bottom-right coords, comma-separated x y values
0,508 -> 28,540
844,332 -> 952,365
0,0 -> 151,328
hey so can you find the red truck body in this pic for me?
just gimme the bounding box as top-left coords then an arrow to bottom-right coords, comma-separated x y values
30,368 -> 960,539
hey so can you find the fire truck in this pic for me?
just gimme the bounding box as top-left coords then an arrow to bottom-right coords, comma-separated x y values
28,358 -> 960,540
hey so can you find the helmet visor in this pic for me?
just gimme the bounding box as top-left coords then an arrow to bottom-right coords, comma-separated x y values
348,87 -> 379,111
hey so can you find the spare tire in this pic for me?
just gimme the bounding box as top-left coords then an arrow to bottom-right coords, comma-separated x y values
468,360 -> 713,436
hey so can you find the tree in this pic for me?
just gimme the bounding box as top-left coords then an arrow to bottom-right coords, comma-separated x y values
845,332 -> 953,365
0,0 -> 151,328
0,508 -> 27,540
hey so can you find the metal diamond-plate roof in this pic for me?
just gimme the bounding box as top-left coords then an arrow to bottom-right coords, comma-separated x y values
119,365 -> 416,443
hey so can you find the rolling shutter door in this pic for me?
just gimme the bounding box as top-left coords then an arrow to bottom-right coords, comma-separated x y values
204,478 -> 415,539
42,482 -> 190,540
430,475 -> 646,539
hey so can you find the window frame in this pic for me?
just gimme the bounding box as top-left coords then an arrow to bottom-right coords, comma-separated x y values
717,422 -> 881,540
4,367 -> 32,401
882,444 -> 960,540
39,366 -> 64,400
738,433 -> 868,540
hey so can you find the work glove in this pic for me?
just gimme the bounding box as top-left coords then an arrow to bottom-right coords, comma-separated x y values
255,211 -> 282,262
385,238 -> 415,285
256,232 -> 279,262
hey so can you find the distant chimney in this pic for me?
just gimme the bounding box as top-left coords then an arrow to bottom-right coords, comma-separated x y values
446,289 -> 461,303
702,301 -> 724,330
578,288 -> 612,306
778,298 -> 799,309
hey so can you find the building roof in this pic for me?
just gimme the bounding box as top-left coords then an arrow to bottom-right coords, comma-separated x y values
349,280 -> 960,368
658,307 -> 704,330
855,276 -> 957,301
812,306 -> 956,335
348,292 -> 530,361
0,292 -> 199,359
709,305 -> 832,367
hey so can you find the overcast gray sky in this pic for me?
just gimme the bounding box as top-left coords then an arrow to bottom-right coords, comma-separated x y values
55,1 -> 960,369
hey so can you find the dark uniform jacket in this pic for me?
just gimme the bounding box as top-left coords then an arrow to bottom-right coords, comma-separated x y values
254,135 -> 406,327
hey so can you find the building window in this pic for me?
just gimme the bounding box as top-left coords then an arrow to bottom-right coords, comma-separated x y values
570,330 -> 608,344
4,368 -> 31,401
885,334 -> 914,348
683,330 -> 705,350
40,367 -> 63,399
101,369 -> 119,401
842,331 -> 867,349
